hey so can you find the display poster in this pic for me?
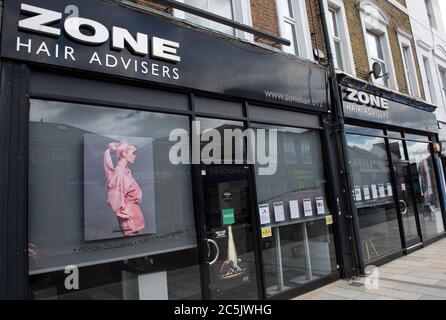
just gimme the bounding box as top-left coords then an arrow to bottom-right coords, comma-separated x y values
363,185 -> 371,200
401,183 -> 406,191
273,202 -> 286,222
316,197 -> 325,215
371,184 -> 378,199
84,134 -> 156,241
289,200 -> 300,219
386,183 -> 393,197
303,199 -> 313,217
354,186 -> 362,201
378,184 -> 386,198
259,204 -> 271,225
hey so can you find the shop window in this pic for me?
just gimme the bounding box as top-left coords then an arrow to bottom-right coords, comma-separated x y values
28,100 -> 200,300
346,133 -> 402,263
253,124 -> 337,297
174,0 -> 253,40
276,0 -> 313,60
406,139 -> 445,239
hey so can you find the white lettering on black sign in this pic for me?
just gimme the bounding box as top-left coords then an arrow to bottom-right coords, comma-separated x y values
344,87 -> 389,110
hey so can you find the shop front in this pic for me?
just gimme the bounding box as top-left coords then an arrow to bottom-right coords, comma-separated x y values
0,0 -> 346,300
339,76 -> 446,267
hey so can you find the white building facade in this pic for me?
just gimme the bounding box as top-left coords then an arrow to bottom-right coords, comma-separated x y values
407,0 -> 446,123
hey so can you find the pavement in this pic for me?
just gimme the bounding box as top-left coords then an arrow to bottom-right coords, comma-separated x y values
294,238 -> 446,300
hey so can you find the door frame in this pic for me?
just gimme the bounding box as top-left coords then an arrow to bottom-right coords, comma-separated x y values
194,163 -> 265,300
385,136 -> 423,250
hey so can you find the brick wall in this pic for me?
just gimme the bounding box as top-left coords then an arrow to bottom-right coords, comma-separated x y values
134,0 -> 169,12
305,0 -> 327,61
343,0 -> 425,98
250,0 -> 280,47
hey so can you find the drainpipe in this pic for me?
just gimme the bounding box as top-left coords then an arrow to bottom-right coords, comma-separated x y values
318,0 -> 365,276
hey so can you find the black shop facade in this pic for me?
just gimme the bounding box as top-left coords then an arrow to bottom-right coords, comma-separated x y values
338,74 -> 446,271
0,0 -> 354,300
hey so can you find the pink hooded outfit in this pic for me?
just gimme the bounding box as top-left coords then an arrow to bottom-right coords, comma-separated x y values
104,142 -> 145,236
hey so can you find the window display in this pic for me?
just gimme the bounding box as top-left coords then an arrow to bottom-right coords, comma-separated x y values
406,139 -> 445,239
28,99 -> 200,300
253,124 -> 336,297
346,133 -> 401,263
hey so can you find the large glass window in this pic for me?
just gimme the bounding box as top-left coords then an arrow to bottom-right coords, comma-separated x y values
406,139 -> 445,239
346,133 -> 402,263
253,124 -> 337,297
28,100 -> 200,300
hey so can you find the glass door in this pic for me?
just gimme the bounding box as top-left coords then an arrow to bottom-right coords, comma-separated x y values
200,164 -> 261,300
388,138 -> 422,249
393,161 -> 422,247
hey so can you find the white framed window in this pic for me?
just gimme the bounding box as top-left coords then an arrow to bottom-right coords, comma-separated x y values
397,28 -> 420,97
323,0 -> 355,75
276,0 -> 313,60
328,7 -> 343,70
366,31 -> 389,87
439,66 -> 446,103
174,0 -> 253,40
423,55 -> 437,104
358,0 -> 398,90
425,0 -> 437,30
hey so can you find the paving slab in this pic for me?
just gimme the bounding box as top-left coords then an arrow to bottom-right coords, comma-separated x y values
293,238 -> 446,300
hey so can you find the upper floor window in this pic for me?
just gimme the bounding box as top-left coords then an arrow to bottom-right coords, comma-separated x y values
328,7 -> 343,70
423,56 -> 437,104
358,0 -> 397,90
439,66 -> 446,102
323,0 -> 355,75
366,31 -> 389,87
397,28 -> 420,97
402,46 -> 415,95
276,0 -> 313,60
425,0 -> 437,30
277,0 -> 299,55
174,0 -> 252,39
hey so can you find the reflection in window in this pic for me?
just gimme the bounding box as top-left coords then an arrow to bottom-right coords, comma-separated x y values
253,124 -> 336,297
28,100 -> 200,300
406,140 -> 445,238
346,134 -> 402,263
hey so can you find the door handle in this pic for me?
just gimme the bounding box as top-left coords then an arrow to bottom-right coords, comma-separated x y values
399,199 -> 408,215
205,239 -> 219,265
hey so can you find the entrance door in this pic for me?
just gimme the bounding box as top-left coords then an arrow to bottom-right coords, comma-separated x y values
393,161 -> 422,248
200,164 -> 261,300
